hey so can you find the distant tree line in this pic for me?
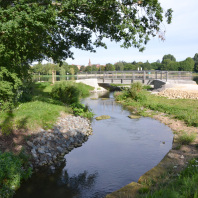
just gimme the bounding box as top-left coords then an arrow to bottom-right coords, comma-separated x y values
32,53 -> 198,74
32,62 -> 79,75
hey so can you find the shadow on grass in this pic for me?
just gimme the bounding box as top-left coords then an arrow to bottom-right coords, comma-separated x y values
0,110 -> 30,153
28,82 -> 65,106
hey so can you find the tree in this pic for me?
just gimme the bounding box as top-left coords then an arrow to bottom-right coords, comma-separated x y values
80,66 -> 86,72
162,54 -> 176,63
0,0 -> 173,81
179,58 -> 195,71
60,67 -> 66,76
105,64 -> 115,71
84,66 -> 92,73
115,62 -> 124,71
193,53 -> 198,64
123,63 -> 136,70
32,62 -> 43,74
193,53 -> 198,72
142,61 -> 151,70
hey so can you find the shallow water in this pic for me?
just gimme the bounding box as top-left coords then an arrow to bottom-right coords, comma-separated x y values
14,92 -> 173,198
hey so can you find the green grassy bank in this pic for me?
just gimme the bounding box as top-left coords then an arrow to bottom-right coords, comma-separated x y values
0,81 -> 94,197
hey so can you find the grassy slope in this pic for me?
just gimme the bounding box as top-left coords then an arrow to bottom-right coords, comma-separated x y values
0,82 -> 72,133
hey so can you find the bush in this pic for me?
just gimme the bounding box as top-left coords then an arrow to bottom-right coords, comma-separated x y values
51,81 -> 80,104
70,103 -> 94,118
177,133 -> 196,145
0,67 -> 22,110
0,151 -> 32,198
128,82 -> 143,99
51,81 -> 94,105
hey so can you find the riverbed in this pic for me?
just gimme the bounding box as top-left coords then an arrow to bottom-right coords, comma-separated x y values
14,92 -> 173,198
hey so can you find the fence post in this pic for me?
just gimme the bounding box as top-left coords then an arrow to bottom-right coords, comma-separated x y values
132,72 -> 135,82
143,71 -> 146,83
161,71 -> 163,80
166,71 -> 168,81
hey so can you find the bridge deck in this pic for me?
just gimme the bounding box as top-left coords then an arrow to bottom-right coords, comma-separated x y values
77,71 -> 193,84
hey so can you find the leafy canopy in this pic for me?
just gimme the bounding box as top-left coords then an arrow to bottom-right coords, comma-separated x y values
0,0 -> 173,77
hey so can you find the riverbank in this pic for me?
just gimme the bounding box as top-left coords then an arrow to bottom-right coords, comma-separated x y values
25,114 -> 92,169
0,81 -> 95,197
106,84 -> 198,198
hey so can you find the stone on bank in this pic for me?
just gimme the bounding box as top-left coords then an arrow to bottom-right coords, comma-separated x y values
25,115 -> 92,169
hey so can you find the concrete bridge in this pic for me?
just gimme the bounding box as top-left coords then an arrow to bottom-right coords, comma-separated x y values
76,71 -> 195,91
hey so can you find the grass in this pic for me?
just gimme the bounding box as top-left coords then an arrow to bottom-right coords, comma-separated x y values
177,133 -> 196,145
138,159 -> 198,198
0,82 -> 72,132
115,90 -> 198,127
0,81 -> 94,133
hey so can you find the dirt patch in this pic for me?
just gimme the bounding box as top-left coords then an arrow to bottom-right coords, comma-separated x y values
0,129 -> 28,154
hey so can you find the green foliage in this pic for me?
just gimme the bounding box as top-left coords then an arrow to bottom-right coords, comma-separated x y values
162,54 -> 176,62
51,81 -> 93,105
51,81 -> 80,104
0,151 -> 32,198
127,82 -> 147,102
51,81 -> 94,118
115,62 -> 124,71
0,0 -> 172,80
179,57 -> 195,71
0,82 -> 73,132
193,53 -> 198,62
177,133 -> 196,145
105,63 -> 115,71
70,103 -> 94,119
115,89 -> 198,127
0,67 -> 22,110
139,159 -> 198,198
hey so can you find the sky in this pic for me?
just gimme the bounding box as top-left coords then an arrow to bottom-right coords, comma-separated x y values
64,0 -> 198,66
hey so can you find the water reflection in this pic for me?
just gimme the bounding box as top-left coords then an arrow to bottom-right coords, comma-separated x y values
15,163 -> 98,198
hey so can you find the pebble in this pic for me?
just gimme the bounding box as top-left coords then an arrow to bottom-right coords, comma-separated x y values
26,115 -> 92,168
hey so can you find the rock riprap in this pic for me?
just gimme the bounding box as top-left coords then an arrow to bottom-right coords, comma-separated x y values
26,115 -> 92,168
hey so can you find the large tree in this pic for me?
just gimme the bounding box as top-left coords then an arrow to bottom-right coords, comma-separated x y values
162,54 -> 176,63
193,53 -> 198,72
179,57 -> 195,71
0,0 -> 173,80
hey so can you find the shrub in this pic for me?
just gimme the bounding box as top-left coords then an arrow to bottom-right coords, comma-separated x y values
51,81 -> 94,105
0,151 -> 32,198
0,67 -> 22,110
51,81 -> 80,104
70,103 -> 94,118
128,82 -> 143,99
177,133 -> 196,145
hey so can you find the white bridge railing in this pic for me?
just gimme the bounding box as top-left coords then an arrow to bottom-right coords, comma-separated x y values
77,71 -> 193,84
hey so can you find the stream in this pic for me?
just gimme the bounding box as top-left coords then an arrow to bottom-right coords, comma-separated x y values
15,92 -> 173,198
